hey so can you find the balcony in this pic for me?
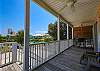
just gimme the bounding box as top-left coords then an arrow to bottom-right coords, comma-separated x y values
0,40 -> 73,71
33,46 -> 93,71
0,0 -> 100,71
0,39 -> 100,71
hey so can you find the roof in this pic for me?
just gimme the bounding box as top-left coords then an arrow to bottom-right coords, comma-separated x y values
33,0 -> 99,27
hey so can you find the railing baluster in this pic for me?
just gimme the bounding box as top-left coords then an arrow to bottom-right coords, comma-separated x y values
18,45 -> 20,62
37,44 -> 39,66
35,44 -> 36,67
43,44 -> 45,62
5,46 -> 6,64
47,43 -> 49,60
40,44 -> 42,63
39,44 -> 41,65
20,47 -> 23,63
0,47 -> 2,66
29,45 -> 31,70
48,43 -> 50,59
46,44 -> 47,61
9,46 -> 10,63
44,44 -> 46,61
32,45 -> 34,68
54,42 -> 56,55
42,44 -> 43,63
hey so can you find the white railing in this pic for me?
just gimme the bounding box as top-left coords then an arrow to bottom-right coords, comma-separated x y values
0,39 -> 73,71
29,39 -> 73,70
0,42 -> 23,68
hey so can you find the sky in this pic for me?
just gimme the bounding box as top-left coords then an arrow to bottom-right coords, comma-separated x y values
0,0 -> 57,35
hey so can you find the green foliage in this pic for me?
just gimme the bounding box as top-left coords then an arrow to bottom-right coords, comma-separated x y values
15,30 -> 24,45
0,35 -> 3,42
0,30 -> 24,45
0,44 -> 10,53
0,35 -> 6,43
31,38 -> 42,42
44,37 -> 53,42
30,34 -> 53,43
48,23 -> 57,40
48,21 -> 67,40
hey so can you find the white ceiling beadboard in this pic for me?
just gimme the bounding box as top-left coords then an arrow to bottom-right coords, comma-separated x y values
34,0 -> 99,26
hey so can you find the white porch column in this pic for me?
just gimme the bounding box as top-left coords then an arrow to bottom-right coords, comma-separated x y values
67,24 -> 69,40
97,18 -> 100,52
72,27 -> 74,39
57,16 -> 60,53
93,19 -> 100,52
57,16 -> 60,41
23,0 -> 30,71
93,23 -> 97,52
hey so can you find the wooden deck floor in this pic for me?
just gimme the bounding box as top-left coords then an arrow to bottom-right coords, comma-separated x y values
34,46 -> 90,71
0,62 -> 22,71
0,46 -> 95,71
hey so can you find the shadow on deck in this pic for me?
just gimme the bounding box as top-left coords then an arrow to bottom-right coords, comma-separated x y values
33,46 -> 99,71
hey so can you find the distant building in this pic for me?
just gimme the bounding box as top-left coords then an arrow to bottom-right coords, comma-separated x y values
7,28 -> 17,42
8,28 -> 13,35
8,28 -> 16,37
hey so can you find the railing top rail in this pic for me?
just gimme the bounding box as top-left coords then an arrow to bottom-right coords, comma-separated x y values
29,39 -> 73,46
0,42 -> 18,44
0,42 -> 22,48
30,42 -> 48,45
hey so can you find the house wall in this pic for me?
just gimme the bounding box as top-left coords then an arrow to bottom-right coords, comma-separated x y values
73,26 -> 93,39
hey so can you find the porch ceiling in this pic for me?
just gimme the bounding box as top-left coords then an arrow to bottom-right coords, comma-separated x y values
33,0 -> 99,27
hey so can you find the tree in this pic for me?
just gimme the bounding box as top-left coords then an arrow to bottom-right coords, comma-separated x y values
48,21 -> 67,40
0,30 -> 24,44
15,30 -> 24,45
44,37 -> 53,42
48,23 -> 57,40
60,21 -> 67,40
0,35 -> 6,43
0,35 -> 3,42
